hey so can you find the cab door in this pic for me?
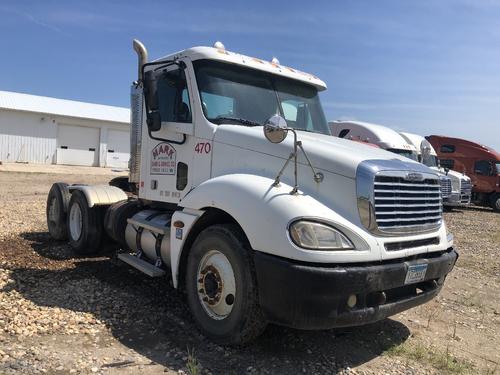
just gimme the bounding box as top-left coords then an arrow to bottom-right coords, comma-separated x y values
139,60 -> 196,204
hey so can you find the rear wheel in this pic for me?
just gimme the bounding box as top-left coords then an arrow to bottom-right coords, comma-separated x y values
46,183 -> 70,240
67,190 -> 104,255
185,224 -> 267,345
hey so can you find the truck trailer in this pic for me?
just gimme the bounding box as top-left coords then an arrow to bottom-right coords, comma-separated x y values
46,41 -> 457,344
427,135 -> 500,211
399,132 -> 472,207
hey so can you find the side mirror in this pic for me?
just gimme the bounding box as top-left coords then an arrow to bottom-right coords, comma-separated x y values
444,167 -> 450,175
263,115 -> 288,144
143,70 -> 162,131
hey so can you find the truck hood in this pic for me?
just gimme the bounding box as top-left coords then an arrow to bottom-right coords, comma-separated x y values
213,125 -> 423,179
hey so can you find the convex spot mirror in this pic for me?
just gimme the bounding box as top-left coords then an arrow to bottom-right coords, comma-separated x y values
264,115 -> 288,144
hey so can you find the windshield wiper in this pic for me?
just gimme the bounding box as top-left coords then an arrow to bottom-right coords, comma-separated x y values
214,116 -> 262,127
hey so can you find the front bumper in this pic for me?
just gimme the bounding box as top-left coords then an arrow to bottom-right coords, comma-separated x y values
254,248 -> 457,330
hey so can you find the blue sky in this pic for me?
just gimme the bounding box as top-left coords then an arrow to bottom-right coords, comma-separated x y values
0,0 -> 499,151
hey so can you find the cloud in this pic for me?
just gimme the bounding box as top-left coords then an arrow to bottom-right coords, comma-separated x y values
0,5 -> 70,36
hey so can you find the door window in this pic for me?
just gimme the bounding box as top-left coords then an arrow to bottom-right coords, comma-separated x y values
157,68 -> 192,123
474,160 -> 492,176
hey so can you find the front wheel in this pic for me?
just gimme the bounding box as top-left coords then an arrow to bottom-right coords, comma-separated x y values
491,193 -> 500,212
185,224 -> 267,345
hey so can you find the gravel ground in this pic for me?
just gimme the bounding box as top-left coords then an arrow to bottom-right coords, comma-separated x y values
0,170 -> 499,374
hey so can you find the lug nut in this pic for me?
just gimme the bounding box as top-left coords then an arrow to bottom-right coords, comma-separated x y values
347,294 -> 357,308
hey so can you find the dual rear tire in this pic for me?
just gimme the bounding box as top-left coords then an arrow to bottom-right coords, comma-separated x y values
46,183 -> 104,255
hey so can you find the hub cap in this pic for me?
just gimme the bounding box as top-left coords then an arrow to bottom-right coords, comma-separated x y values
69,203 -> 83,241
197,250 -> 236,320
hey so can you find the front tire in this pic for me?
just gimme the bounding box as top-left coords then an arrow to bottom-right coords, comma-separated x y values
491,193 -> 500,212
185,224 -> 267,345
67,190 -> 104,255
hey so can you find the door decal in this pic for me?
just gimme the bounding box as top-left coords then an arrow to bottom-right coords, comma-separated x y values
151,142 -> 177,175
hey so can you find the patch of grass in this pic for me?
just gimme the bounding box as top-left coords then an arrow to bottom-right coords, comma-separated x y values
186,347 -> 201,375
385,341 -> 474,374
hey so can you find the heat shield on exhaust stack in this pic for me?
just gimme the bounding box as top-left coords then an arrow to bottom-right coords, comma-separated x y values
129,85 -> 143,183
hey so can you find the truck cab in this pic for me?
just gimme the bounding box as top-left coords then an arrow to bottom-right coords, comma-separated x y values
329,120 -> 456,206
427,135 -> 500,211
399,132 -> 472,206
46,41 -> 457,344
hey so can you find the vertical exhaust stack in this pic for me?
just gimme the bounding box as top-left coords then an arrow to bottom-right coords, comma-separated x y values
129,39 -> 148,184
133,39 -> 148,82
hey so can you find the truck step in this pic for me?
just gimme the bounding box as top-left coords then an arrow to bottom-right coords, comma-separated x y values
117,253 -> 166,277
127,217 -> 170,235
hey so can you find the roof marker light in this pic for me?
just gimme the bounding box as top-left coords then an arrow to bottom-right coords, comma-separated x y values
213,41 -> 225,50
271,57 -> 280,65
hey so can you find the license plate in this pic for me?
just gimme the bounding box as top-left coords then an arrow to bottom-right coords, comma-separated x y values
404,264 -> 428,285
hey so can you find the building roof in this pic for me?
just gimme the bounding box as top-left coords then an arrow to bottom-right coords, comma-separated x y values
0,90 -> 130,124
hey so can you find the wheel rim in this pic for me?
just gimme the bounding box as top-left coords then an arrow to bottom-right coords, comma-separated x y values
48,197 -> 59,224
69,202 -> 83,241
197,250 -> 236,320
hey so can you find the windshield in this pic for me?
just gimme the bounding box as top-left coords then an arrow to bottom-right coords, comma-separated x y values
422,154 -> 439,167
387,148 -> 419,161
496,162 -> 500,175
193,60 -> 330,135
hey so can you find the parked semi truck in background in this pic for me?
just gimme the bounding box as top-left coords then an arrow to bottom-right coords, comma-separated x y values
329,120 -> 458,207
399,132 -> 472,207
46,41 -> 457,344
427,135 -> 500,211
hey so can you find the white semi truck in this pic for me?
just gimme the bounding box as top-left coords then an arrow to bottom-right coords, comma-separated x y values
329,120 -> 460,207
46,41 -> 457,345
399,132 -> 472,206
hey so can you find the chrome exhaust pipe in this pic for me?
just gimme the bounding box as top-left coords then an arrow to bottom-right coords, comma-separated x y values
133,39 -> 148,82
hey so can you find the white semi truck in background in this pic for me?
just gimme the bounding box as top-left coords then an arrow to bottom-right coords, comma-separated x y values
329,120 -> 466,208
399,132 -> 472,207
46,40 -> 457,345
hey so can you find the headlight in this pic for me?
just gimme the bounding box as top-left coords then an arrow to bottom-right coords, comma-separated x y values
289,221 -> 354,250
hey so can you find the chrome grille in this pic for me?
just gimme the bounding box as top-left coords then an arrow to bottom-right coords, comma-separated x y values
439,177 -> 452,199
460,179 -> 472,204
373,175 -> 442,233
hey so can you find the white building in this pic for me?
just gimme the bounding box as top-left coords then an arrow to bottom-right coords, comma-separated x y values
0,90 -> 130,168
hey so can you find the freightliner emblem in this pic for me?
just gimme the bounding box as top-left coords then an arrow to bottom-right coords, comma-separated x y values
404,172 -> 424,182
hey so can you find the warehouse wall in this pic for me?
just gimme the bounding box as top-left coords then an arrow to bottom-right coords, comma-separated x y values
0,110 -> 57,164
0,108 -> 130,167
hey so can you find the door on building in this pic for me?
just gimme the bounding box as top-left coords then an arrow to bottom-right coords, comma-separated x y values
56,124 -> 100,166
106,129 -> 130,168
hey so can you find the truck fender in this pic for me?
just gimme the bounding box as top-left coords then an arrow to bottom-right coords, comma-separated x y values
68,185 -> 127,207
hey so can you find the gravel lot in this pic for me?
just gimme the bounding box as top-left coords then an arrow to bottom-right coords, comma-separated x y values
0,169 -> 499,374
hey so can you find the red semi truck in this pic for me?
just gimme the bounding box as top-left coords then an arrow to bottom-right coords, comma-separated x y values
426,135 -> 500,211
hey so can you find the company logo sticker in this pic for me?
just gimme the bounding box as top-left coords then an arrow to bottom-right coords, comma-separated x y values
151,142 -> 176,175
405,172 -> 424,182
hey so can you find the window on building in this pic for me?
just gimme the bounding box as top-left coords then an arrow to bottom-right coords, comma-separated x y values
440,159 -> 455,169
440,144 -> 455,153
474,160 -> 493,176
157,68 -> 192,123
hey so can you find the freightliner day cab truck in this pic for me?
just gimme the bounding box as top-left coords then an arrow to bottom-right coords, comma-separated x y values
427,135 -> 500,211
399,132 -> 472,207
46,41 -> 457,344
329,121 -> 457,207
